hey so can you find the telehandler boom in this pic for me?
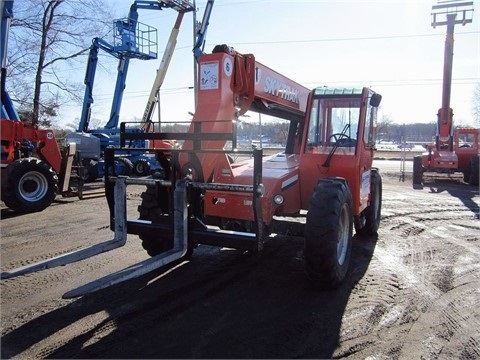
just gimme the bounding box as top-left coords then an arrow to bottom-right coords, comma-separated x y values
413,1 -> 479,186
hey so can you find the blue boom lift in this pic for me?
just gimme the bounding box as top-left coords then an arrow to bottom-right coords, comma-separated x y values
67,0 -> 195,181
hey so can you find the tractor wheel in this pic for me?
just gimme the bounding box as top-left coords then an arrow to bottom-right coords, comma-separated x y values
117,157 -> 133,176
413,156 -> 423,185
355,169 -> 382,236
468,155 -> 479,186
463,169 -> 471,183
133,159 -> 150,176
137,186 -> 194,259
304,177 -> 353,289
78,159 -> 98,182
1,158 -> 58,213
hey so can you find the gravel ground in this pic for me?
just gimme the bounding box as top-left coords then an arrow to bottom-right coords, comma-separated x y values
1,168 -> 479,359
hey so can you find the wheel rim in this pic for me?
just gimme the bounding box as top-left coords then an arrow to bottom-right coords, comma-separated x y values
135,162 -> 145,174
337,203 -> 350,265
18,171 -> 48,202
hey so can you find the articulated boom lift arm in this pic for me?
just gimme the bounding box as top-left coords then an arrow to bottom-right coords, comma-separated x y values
79,0 -> 195,134
141,0 -> 197,130
78,38 -> 130,132
192,0 -> 215,61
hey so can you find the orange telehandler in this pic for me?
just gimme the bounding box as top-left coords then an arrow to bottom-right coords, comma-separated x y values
2,44 -> 382,298
413,1 -> 479,186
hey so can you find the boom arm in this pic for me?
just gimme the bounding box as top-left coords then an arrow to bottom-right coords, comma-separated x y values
141,0 -> 204,130
78,3 -> 142,132
192,0 -> 215,61
184,45 -> 310,181
431,1 -> 473,152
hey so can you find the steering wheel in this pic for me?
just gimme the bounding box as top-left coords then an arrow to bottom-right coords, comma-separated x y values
328,133 -> 351,144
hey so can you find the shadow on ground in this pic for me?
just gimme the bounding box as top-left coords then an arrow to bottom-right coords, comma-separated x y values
1,234 -> 377,359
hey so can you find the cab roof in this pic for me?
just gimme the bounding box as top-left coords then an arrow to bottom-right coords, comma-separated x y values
313,87 -> 364,96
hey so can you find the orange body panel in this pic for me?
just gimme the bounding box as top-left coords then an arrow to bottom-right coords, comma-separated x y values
205,153 -> 302,224
421,128 -> 479,172
0,119 -> 63,173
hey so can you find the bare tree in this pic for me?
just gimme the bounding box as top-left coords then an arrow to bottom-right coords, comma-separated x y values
7,0 -> 114,126
472,82 -> 480,127
375,115 -> 394,141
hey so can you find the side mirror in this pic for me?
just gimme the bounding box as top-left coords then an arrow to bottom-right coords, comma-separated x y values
370,93 -> 382,107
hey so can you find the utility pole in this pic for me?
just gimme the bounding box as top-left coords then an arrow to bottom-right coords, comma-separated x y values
431,1 -> 473,151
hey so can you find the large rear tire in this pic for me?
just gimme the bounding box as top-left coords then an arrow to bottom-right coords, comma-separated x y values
1,158 -> 58,213
117,157 -> 133,176
78,159 -> 98,182
413,156 -> 423,185
304,178 -> 353,289
355,169 -> 382,236
468,155 -> 479,186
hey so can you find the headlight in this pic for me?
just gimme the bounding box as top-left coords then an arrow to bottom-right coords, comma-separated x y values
273,194 -> 284,205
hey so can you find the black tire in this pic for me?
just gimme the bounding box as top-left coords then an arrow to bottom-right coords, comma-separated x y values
137,186 -> 194,258
413,156 -> 423,185
304,178 -> 353,289
468,155 -> 479,186
78,159 -> 98,182
1,158 -> 58,213
133,159 -> 150,176
355,169 -> 382,236
117,157 -> 133,176
463,169 -> 471,183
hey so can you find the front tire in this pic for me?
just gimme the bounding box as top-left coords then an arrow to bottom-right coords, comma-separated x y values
304,178 -> 353,289
1,158 -> 58,213
134,159 -> 150,176
137,185 -> 194,259
137,186 -> 172,256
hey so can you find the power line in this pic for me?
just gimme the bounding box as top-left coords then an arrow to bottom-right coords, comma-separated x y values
218,31 -> 479,46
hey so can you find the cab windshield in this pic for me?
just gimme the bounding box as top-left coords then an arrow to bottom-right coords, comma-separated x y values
307,97 -> 361,149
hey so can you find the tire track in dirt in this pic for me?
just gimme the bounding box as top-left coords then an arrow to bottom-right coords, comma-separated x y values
375,213 -> 478,358
333,184 -> 479,359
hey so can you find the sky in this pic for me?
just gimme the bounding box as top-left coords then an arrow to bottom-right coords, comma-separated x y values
58,0 -> 480,129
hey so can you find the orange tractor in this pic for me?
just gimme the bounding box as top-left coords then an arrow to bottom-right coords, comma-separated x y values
2,45 -> 382,297
1,0 -> 76,213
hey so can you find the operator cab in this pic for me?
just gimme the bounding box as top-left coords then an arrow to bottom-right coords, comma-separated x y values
304,87 -> 379,154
